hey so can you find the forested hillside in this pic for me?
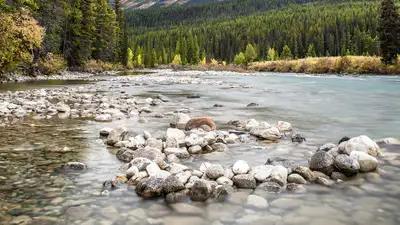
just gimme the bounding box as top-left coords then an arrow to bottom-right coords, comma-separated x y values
120,0 -> 219,10
125,0 -> 380,67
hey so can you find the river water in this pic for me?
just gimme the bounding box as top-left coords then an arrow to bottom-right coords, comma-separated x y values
0,70 -> 399,225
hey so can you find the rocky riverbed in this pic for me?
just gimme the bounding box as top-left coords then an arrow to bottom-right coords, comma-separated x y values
0,70 -> 400,225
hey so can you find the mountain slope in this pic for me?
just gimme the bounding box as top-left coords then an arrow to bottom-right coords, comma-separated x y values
120,0 -> 221,9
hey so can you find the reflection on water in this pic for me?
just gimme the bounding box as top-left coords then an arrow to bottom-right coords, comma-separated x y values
0,71 -> 399,224
0,80 -> 92,92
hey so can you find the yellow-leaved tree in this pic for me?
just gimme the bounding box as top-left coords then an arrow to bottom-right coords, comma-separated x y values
0,12 -> 44,74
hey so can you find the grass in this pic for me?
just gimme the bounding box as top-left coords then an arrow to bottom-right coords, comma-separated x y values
249,56 -> 400,75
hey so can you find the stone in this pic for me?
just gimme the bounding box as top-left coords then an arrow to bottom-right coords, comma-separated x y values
315,177 -> 335,186
291,133 -> 306,143
146,162 -> 161,176
166,128 -> 186,146
193,170 -> 203,178
251,165 -> 273,182
245,119 -> 259,131
203,132 -> 217,145
185,133 -> 204,147
232,160 -> 250,175
246,195 -> 268,209
214,184 -> 234,201
95,114 -> 112,122
247,103 -> 259,107
199,162 -> 211,173
117,147 -> 166,167
170,113 -> 191,129
66,205 -> 93,220
265,156 -> 295,170
287,173 -> 307,184
334,154 -> 360,176
100,127 -> 113,137
146,138 -> 163,151
270,165 -> 288,186
232,174 -> 256,189
270,198 -> 302,209
312,171 -> 330,179
130,157 -> 153,171
318,143 -> 337,152
176,171 -> 192,184
338,136 -> 351,144
167,163 -> 190,174
189,179 -> 212,201
165,189 -> 189,204
61,162 -> 87,170
125,166 -> 139,179
135,177 -> 165,198
163,175 -> 185,193
331,172 -> 347,181
164,148 -> 190,159
206,164 -> 225,179
185,117 -> 216,131
106,126 -> 128,146
292,166 -> 315,181
286,183 -> 306,193
350,151 -> 378,172
375,137 -> 400,145
345,135 -> 381,156
309,151 -> 334,176
188,145 -> 202,154
251,126 -> 281,141
56,102 -> 70,113
167,154 -> 180,163
276,121 -> 292,132
211,143 -> 228,152
224,168 -> 235,179
216,177 -> 233,186
128,171 -> 149,185
257,181 -> 282,193
170,203 -> 204,215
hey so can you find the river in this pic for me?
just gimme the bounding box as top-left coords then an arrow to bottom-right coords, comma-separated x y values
0,70 -> 399,225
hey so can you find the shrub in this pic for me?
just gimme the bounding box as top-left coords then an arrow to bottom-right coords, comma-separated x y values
38,53 -> 67,75
234,52 -> 245,65
83,60 -> 119,73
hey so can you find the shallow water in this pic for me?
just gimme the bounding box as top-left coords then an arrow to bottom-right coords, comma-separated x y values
0,80 -> 92,92
0,70 -> 399,225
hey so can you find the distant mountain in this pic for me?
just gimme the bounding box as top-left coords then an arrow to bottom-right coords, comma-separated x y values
120,0 -> 222,9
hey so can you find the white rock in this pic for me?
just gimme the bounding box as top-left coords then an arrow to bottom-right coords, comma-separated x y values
232,160 -> 250,175
199,162 -> 211,173
146,162 -> 161,176
170,113 -> 191,129
250,165 -> 273,182
166,128 -> 186,146
245,119 -> 259,131
185,133 -> 204,147
350,151 -> 378,172
345,135 -> 381,156
246,195 -> 268,209
276,121 -> 292,132
95,114 -> 112,122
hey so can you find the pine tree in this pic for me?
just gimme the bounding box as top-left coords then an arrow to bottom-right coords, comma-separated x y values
234,52 -> 245,65
126,47 -> 133,68
150,49 -> 157,67
180,38 -> 188,65
162,47 -> 168,64
280,45 -> 293,60
306,44 -> 317,57
379,0 -> 400,64
267,47 -> 276,61
244,43 -> 257,63
172,54 -> 181,65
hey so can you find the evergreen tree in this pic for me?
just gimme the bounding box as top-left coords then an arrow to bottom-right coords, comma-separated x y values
180,38 -> 188,65
306,44 -> 317,57
234,52 -> 246,65
172,54 -> 181,65
162,47 -> 168,64
244,44 -> 257,63
280,45 -> 293,60
150,49 -> 157,67
267,47 -> 276,61
379,0 -> 400,64
126,47 -> 133,68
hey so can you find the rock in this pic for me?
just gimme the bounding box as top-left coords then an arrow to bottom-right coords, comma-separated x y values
213,104 -> 223,107
188,145 -> 202,154
106,126 -> 128,146
252,126 -> 281,141
66,205 -> 93,220
165,189 -> 189,203
247,103 -> 259,107
189,180 -> 212,201
265,157 -> 295,170
163,175 -> 185,193
206,164 -> 225,179
135,177 -> 165,198
199,162 -> 212,173
143,131 -> 152,139
138,117 -> 148,123
95,114 -> 112,122
176,171 -> 192,184
232,160 -> 250,175
128,171 -> 149,185
145,138 -> 163,151
334,154 -> 360,176
216,177 -> 233,186
125,166 -> 139,179
246,195 -> 268,209
156,94 -> 171,102
331,172 -> 347,181
200,125 -> 212,131
291,133 -> 306,143
312,171 -> 330,179
214,184 -> 234,201
292,166 -> 315,182
203,132 -> 217,145
167,154 -> 180,163
185,133 -> 204,147
187,93 -> 200,98
130,157 -> 153,171
350,151 -> 378,172
287,173 -> 307,184
170,113 -> 191,129
375,137 -> 400,145
167,163 -> 190,174
251,165 -> 273,182
286,183 -> 306,193
224,168 -> 235,179
309,151 -> 334,176
315,177 -> 335,186
153,131 -> 166,140
193,170 -> 203,178
166,128 -> 186,146
151,170 -> 172,180
61,162 -> 87,170
170,203 -> 204,215
117,147 -> 166,168
146,162 -> 161,176
338,136 -> 351,144
245,119 -> 259,131
56,102 -> 70,113
185,117 -> 216,131
139,107 -> 152,113
270,165 -> 288,186
345,135 -> 381,156
164,148 -> 190,159
232,174 -> 256,189
100,127 -> 113,137
276,121 -> 292,132
257,181 -> 281,193
211,143 -> 228,152
318,143 -> 337,152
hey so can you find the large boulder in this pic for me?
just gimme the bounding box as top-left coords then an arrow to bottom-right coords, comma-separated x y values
344,135 -> 381,156
334,154 -> 360,176
206,164 -> 225,179
170,113 -> 191,129
185,117 -> 216,131
276,121 -> 292,132
350,151 -> 378,172
232,174 -> 256,189
135,177 -> 165,198
309,151 -> 335,176
232,160 -> 250,175
106,126 -> 128,146
251,127 -> 281,141
189,180 -> 212,201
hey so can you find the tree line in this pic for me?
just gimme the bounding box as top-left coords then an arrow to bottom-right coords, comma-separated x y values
0,0 -> 127,75
125,0 -> 381,67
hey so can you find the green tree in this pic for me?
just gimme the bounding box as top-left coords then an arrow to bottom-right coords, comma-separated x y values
267,47 -> 276,61
234,52 -> 246,65
126,47 -> 133,68
306,44 -> 317,57
280,45 -> 293,60
244,43 -> 257,63
172,54 -> 181,65
379,0 -> 400,64
150,49 -> 157,67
